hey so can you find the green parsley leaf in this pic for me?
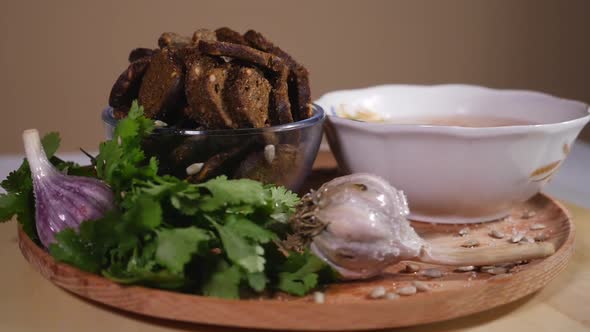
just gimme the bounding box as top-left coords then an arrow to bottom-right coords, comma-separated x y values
224,214 -> 276,244
198,176 -> 266,211
155,227 -> 211,274
202,260 -> 242,299
50,228 -> 106,273
103,241 -> 187,289
246,272 -> 267,292
211,218 -> 265,273
95,102 -> 157,193
0,193 -> 19,222
41,132 -> 61,159
277,251 -> 327,296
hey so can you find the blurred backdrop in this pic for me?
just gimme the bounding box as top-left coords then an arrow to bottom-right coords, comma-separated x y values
1,0 -> 589,153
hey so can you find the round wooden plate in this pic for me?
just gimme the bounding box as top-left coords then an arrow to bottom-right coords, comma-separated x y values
17,171 -> 574,331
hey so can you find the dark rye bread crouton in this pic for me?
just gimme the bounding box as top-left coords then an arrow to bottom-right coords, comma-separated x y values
198,40 -> 285,72
215,27 -> 248,45
185,56 -> 235,128
187,137 -> 257,183
109,57 -> 151,108
224,66 -> 271,128
128,48 -> 154,63
158,32 -> 191,49
191,29 -> 217,45
268,65 -> 293,125
244,30 -> 312,120
138,48 -> 185,120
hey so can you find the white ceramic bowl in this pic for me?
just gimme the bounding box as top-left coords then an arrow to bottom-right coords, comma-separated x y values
317,84 -> 590,223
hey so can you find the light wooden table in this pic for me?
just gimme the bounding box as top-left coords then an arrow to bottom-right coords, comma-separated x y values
1,152 -> 589,332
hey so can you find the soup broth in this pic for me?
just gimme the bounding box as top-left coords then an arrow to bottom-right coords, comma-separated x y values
385,115 -> 534,127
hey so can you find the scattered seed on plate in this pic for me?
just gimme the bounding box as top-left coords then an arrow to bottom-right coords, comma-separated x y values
530,223 -> 546,230
455,266 -> 475,272
458,227 -> 470,236
461,239 -> 480,248
479,265 -> 495,271
405,263 -> 421,273
511,232 -> 525,243
385,292 -> 400,300
413,281 -> 431,292
185,162 -> 204,175
421,268 -> 443,278
154,120 -> 168,127
489,229 -> 505,239
534,233 -> 548,242
485,267 -> 508,275
396,286 -> 417,296
496,262 -> 515,268
519,236 -> 535,244
369,286 -> 386,299
313,291 -> 325,304
522,210 -> 536,219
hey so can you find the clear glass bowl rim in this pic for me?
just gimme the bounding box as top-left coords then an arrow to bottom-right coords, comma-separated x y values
102,104 -> 325,136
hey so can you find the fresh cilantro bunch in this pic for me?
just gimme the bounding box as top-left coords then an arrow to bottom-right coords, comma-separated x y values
1,101 -> 333,298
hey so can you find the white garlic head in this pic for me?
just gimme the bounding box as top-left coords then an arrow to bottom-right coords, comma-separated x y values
310,173 -> 423,279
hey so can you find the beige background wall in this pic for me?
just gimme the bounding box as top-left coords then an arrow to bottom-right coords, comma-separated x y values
1,0 -> 588,153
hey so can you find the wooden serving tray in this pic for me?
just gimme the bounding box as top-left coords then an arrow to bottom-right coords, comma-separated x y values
17,169 -> 574,331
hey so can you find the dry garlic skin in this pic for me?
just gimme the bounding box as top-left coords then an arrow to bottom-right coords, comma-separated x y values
311,173 -> 423,279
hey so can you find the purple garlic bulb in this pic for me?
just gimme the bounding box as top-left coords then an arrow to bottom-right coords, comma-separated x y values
23,129 -> 115,248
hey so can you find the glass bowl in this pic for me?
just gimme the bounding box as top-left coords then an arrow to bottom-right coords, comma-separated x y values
102,104 -> 325,192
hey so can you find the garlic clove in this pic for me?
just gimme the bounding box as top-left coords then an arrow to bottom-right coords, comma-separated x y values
23,129 -> 115,248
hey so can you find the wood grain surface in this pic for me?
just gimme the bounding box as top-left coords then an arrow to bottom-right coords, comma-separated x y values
0,152 -> 590,331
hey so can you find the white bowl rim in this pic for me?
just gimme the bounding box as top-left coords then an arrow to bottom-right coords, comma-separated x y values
317,84 -> 590,137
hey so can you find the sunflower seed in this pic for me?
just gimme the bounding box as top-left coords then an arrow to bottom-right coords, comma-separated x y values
530,223 -> 546,230
369,286 -> 386,299
413,281 -> 431,292
396,286 -> 417,296
264,144 -> 276,164
485,267 -> 508,275
479,265 -> 495,271
489,229 -> 505,239
154,120 -> 168,127
511,232 -> 525,243
534,233 -> 548,242
404,263 -> 421,273
455,266 -> 475,272
185,162 -> 204,175
522,210 -> 536,219
519,236 -> 535,244
458,227 -> 470,236
461,239 -> 480,248
385,292 -> 400,300
421,268 -> 443,278
313,291 -> 325,304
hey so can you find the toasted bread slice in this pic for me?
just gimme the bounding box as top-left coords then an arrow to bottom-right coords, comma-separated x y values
215,27 -> 247,45
224,66 -> 271,128
198,40 -> 285,72
128,48 -> 155,63
244,30 -> 312,120
185,55 -> 235,128
158,32 -> 191,49
268,65 -> 293,125
109,57 -> 151,108
138,48 -> 185,120
191,28 -> 217,45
